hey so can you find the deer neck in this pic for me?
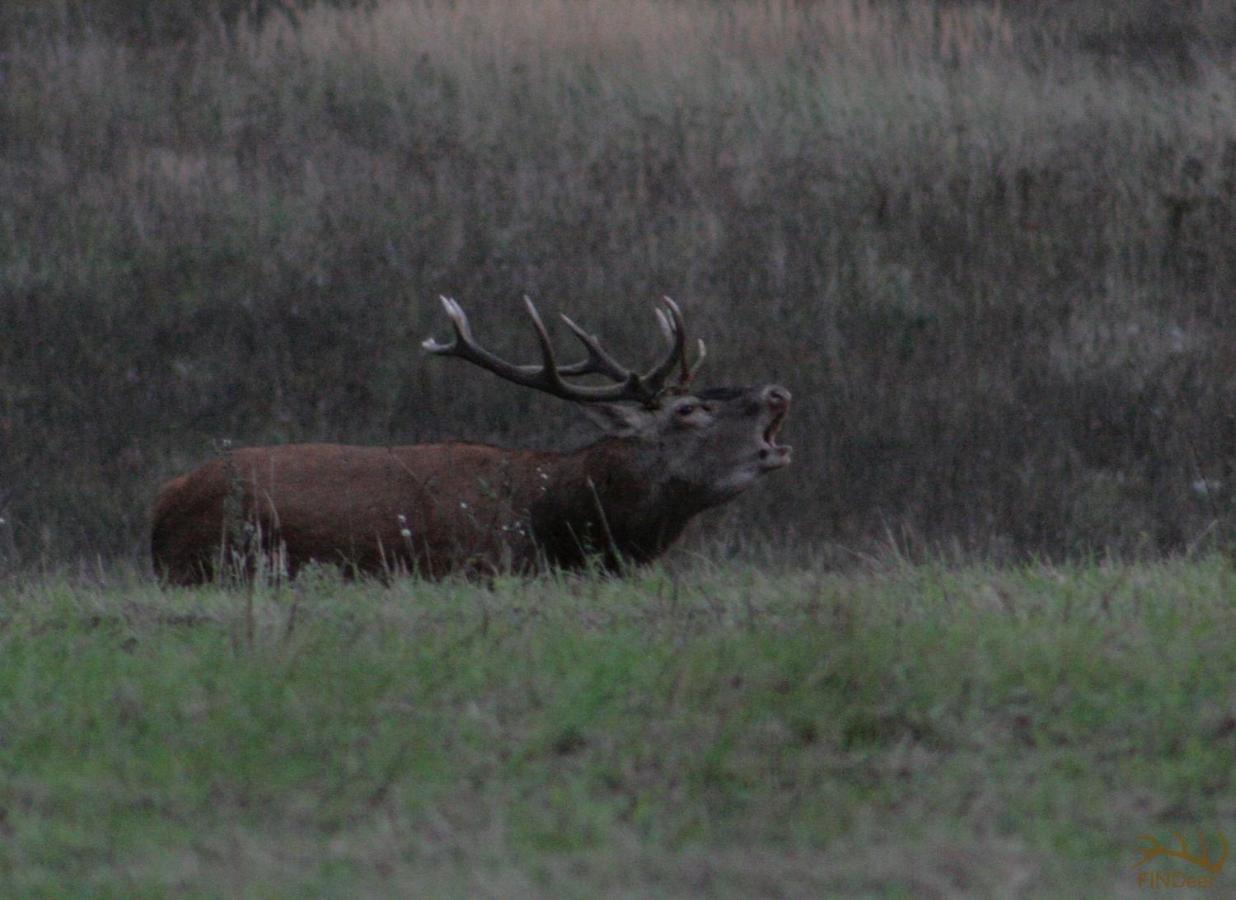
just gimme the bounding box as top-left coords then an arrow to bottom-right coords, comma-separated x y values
528,437 -> 698,567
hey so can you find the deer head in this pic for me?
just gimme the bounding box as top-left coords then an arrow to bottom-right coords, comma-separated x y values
423,295 -> 791,516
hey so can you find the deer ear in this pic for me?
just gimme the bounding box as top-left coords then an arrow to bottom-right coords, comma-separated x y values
578,403 -> 652,436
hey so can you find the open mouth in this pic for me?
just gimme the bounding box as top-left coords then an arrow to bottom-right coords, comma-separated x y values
758,409 -> 791,467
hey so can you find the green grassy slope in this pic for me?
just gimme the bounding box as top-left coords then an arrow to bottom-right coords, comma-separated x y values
1,559 -> 1233,895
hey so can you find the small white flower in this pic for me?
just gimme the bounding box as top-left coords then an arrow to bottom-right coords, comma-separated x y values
459,501 -> 469,509
400,528 -> 412,538
397,513 -> 407,523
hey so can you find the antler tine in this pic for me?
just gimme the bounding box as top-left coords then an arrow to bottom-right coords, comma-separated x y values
560,300 -> 706,396
558,313 -> 632,381
662,296 -> 685,331
421,296 -> 466,353
654,307 -> 676,347
640,296 -> 689,393
664,299 -> 709,389
424,296 -> 504,366
423,296 -> 521,373
520,297 -> 566,390
682,338 -> 707,387
423,296 -> 659,405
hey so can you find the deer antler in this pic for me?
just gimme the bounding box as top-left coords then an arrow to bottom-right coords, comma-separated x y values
422,296 -> 705,406
1137,833 -> 1230,874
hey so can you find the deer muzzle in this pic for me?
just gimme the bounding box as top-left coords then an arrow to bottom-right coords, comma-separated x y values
758,385 -> 792,469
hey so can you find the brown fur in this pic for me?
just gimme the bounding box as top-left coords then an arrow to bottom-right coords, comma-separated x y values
151,386 -> 790,584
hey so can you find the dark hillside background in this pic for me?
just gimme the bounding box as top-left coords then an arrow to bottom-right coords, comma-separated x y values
1,0 -> 1234,567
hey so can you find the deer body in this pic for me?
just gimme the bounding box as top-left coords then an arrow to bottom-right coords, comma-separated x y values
152,298 -> 791,584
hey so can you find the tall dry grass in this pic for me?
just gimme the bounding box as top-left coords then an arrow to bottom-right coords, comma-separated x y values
1,0 -> 1234,566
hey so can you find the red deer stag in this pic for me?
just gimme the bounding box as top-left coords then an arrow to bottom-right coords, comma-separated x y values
151,297 -> 791,583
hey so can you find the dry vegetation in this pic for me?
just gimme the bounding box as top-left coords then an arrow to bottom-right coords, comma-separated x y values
1,0 -> 1234,567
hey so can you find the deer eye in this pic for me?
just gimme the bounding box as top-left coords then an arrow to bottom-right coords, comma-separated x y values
676,404 -> 696,417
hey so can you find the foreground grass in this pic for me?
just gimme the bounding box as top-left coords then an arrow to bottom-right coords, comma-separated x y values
1,558 -> 1234,895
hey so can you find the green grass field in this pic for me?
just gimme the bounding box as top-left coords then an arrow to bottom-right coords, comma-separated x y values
2,558 -> 1233,895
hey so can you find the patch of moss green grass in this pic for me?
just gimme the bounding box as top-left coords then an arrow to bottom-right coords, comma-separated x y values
0,557 -> 1233,895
